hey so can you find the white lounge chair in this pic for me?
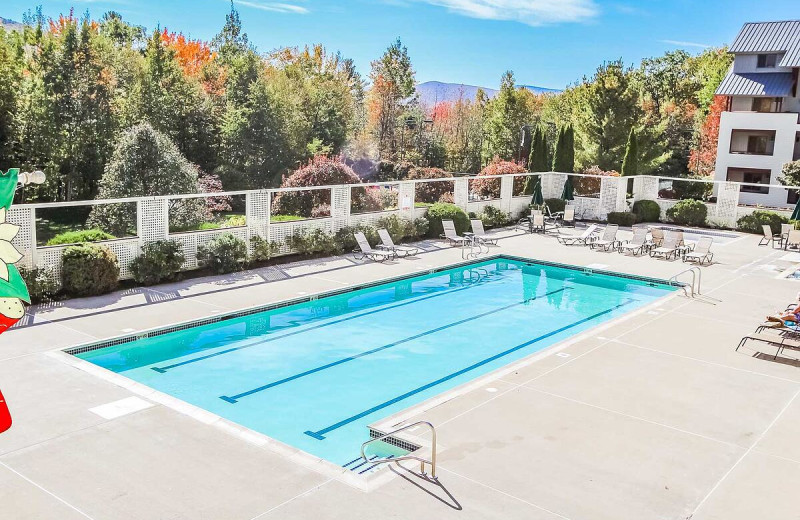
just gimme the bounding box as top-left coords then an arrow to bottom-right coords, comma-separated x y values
786,229 -> 800,250
354,231 -> 395,262
516,209 -> 542,232
649,233 -> 680,260
619,227 -> 648,256
377,228 -> 419,257
683,236 -> 713,265
469,220 -> 499,246
590,224 -> 619,251
556,224 -> 598,246
760,225 -> 784,248
441,220 -> 470,246
531,213 -> 546,233
648,227 -> 665,249
561,207 -> 575,228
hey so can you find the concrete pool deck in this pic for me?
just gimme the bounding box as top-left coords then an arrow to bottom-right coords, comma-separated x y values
2,226 -> 799,520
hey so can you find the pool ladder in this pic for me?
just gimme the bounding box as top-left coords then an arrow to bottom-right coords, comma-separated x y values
669,266 -> 702,298
360,421 -> 438,479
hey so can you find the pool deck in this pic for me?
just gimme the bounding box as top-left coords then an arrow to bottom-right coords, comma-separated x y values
2,226 -> 800,520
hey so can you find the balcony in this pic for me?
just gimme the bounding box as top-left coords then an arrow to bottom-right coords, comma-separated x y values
729,130 -> 776,156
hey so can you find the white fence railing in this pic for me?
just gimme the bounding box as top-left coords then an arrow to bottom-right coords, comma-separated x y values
8,172 -> 800,283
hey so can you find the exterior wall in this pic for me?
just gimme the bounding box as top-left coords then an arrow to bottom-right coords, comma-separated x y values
732,52 -> 793,74
713,110 -> 800,207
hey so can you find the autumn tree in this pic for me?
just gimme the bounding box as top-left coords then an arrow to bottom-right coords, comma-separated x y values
688,95 -> 726,177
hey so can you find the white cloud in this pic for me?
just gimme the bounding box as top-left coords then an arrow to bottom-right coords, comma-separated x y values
416,0 -> 599,26
234,1 -> 309,14
660,39 -> 711,49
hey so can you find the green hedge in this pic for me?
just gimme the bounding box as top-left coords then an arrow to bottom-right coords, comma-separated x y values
197,233 -> 247,274
61,244 -> 119,296
426,202 -> 470,237
543,198 -> 566,213
736,210 -> 789,234
606,212 -> 637,227
665,199 -> 707,227
47,229 -> 115,246
129,240 -> 185,285
632,200 -> 660,223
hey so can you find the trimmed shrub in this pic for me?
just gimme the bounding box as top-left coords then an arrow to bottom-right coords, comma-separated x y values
736,210 -> 789,234
480,206 -> 510,228
665,199 -> 708,227
47,229 -> 115,246
412,218 -> 429,238
632,200 -> 660,223
287,228 -> 340,256
272,156 -> 368,216
606,212 -> 637,227
426,202 -> 470,237
250,236 -> 279,262
197,233 -> 247,274
129,240 -> 185,286
543,198 -> 566,213
19,266 -> 59,303
471,159 -> 526,199
61,244 -> 120,297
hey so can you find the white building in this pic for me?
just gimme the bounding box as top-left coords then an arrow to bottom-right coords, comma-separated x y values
714,20 -> 800,208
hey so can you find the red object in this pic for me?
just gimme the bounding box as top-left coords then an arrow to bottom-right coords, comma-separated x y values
0,314 -> 20,334
0,389 -> 11,434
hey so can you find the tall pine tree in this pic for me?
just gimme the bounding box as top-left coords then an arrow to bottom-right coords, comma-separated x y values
621,128 -> 639,176
552,125 -> 575,173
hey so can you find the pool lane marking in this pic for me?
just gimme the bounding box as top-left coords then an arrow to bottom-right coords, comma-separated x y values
218,288 -> 568,403
303,298 -> 635,440
151,273 -> 505,373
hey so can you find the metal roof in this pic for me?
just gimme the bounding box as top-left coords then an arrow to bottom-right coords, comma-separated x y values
715,72 -> 795,96
729,20 -> 800,67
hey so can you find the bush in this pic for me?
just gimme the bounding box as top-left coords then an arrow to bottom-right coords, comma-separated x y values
665,199 -> 708,227
480,206 -> 510,228
19,266 -> 59,303
426,202 -> 470,237
606,212 -> 637,227
543,198 -> 566,213
632,200 -> 660,223
61,244 -> 119,297
129,240 -> 185,286
736,210 -> 789,234
47,229 -> 115,246
197,233 -> 247,274
672,178 -> 712,201
272,156 -> 367,216
250,236 -> 279,262
412,218 -> 429,238
335,224 -> 379,251
287,228 -> 340,256
406,167 -> 454,203
471,159 -> 526,199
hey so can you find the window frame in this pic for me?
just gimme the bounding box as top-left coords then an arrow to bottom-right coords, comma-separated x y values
757,53 -> 778,68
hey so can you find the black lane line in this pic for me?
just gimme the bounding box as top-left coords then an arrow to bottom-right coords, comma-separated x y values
151,274 -> 503,373
219,288 -> 568,403
303,298 -> 635,440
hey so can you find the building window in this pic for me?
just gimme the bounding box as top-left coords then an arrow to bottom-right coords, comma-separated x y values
746,135 -> 771,154
751,97 -> 782,112
757,53 -> 778,68
727,168 -> 771,194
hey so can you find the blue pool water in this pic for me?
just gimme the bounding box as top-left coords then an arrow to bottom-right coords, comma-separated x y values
76,258 -> 674,466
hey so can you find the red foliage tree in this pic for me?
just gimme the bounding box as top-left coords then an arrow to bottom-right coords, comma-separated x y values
272,156 -> 369,216
688,96 -> 726,177
471,159 -> 526,199
406,167 -> 454,203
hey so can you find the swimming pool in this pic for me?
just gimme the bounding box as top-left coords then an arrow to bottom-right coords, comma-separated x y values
72,257 -> 675,468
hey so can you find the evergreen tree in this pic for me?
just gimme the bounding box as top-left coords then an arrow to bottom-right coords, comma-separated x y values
621,128 -> 639,176
483,71 -> 535,163
529,126 -> 549,172
552,125 -> 575,173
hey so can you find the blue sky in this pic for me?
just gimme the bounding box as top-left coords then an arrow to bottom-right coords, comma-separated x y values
3,0 -> 799,88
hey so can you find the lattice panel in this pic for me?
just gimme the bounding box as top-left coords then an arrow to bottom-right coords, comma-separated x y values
398,182 -> 415,220
549,174 -> 568,200
572,197 -> 601,220
330,186 -> 351,232
36,238 -> 141,286
7,206 -> 34,268
270,218 -> 333,256
510,197 -> 532,218
633,176 -> 659,202
138,199 -> 167,244
598,177 -> 620,218
247,190 -> 271,240
454,179 -> 469,210
350,210 -> 400,229
172,228 -> 249,270
499,176 -> 514,214
714,181 -> 740,226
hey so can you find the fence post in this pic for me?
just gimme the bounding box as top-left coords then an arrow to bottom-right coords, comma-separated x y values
714,181 -> 740,228
632,176 -> 659,202
500,176 -> 514,214
8,206 -> 35,269
137,198 -> 169,251
454,178 -> 469,211
246,190 -> 271,249
398,181 -> 415,221
331,186 -> 351,232
599,176 -> 621,219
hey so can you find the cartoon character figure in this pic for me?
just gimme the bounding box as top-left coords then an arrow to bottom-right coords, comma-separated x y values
0,168 -> 33,434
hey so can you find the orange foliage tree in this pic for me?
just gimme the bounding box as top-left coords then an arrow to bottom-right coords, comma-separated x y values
688,95 -> 726,177
161,29 -> 215,77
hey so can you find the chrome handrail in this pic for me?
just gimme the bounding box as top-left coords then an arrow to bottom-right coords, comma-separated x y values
669,266 -> 701,297
360,421 -> 437,479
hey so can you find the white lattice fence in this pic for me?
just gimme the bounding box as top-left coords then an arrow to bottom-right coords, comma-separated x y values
37,238 -> 141,282
350,210 -> 400,228
270,218 -> 333,255
7,206 -> 35,269
171,228 -> 249,270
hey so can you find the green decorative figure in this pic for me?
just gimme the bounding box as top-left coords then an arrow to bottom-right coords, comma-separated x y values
0,168 -> 31,333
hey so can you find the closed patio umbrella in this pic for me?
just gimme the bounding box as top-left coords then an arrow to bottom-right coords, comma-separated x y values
791,195 -> 800,221
532,180 -> 544,206
561,176 -> 574,201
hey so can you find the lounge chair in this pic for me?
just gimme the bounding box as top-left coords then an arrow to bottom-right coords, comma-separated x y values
785,229 -> 800,250
648,227 -> 665,249
781,223 -> 792,240
354,231 -> 395,262
516,209 -> 542,232
556,224 -> 599,246
441,220 -> 471,246
590,224 -> 619,251
469,219 -> 499,246
561,207 -> 576,228
649,233 -> 680,260
760,225 -> 784,248
531,214 -> 546,234
377,228 -> 419,257
736,330 -> 800,360
619,227 -> 648,256
683,236 -> 714,265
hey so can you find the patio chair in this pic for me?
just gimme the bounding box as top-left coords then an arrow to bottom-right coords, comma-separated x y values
377,228 -> 419,257
470,219 -> 499,246
441,220 -> 471,246
781,223 -> 792,239
619,227 -> 648,256
683,236 -> 714,265
785,229 -> 800,250
515,209 -> 542,232
561,207 -> 576,228
649,233 -> 680,260
736,329 -> 800,360
648,227 -> 665,249
354,231 -> 395,262
556,224 -> 599,246
590,224 -> 619,251
531,213 -> 546,234
760,225 -> 784,248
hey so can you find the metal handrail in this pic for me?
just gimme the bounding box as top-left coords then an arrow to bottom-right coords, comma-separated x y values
669,266 -> 702,297
360,421 -> 437,479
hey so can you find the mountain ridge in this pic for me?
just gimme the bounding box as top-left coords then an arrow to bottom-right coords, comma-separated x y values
417,80 -> 561,106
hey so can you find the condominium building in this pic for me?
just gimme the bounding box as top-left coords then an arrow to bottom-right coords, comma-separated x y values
714,20 -> 800,207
